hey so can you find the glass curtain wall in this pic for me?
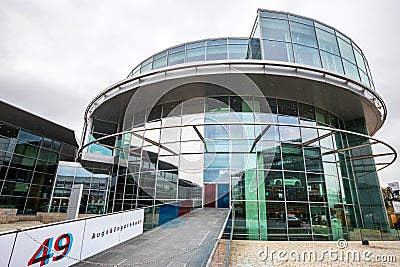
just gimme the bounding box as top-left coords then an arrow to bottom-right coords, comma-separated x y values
257,10 -> 372,88
88,94 -> 386,240
0,122 -> 76,213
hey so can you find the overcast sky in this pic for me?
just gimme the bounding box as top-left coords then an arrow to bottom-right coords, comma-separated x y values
1,0 -> 399,186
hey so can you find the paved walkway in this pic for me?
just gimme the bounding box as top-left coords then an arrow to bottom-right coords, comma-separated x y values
74,208 -> 229,267
229,240 -> 400,266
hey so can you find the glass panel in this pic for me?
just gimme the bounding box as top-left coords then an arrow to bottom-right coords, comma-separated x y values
228,39 -> 249,45
281,143 -> 304,171
325,175 -> 342,203
263,40 -> 294,62
92,120 -> 117,135
337,37 -> 355,64
298,103 -> 315,120
217,184 -> 229,208
354,48 -> 367,73
277,99 -> 297,116
293,44 -> 321,67
320,51 -> 344,74
0,123 -> 19,138
265,201 -> 287,236
264,171 -> 284,201
18,130 -> 42,146
287,202 -> 311,234
304,147 -> 324,173
250,39 -> 262,59
290,21 -> 317,47
284,171 -> 307,201
152,56 -> 166,69
185,47 -> 205,62
260,11 -> 288,19
316,28 -> 339,55
315,108 -> 329,125
279,126 -> 301,142
169,45 -> 185,54
308,173 -> 327,202
207,39 -> 227,46
228,44 -> 248,59
167,51 -> 185,66
288,15 -> 313,26
14,144 -> 39,158
186,41 -> 205,49
359,70 -> 370,87
232,201 -> 260,239
260,17 -> 291,42
205,96 -> 229,112
314,22 -> 335,34
140,63 -> 152,73
206,45 -> 227,60
311,204 -> 331,236
343,60 -> 360,81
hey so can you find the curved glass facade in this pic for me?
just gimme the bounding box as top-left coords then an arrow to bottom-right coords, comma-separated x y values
84,94 -> 391,240
127,38 -> 249,77
128,10 -> 373,90
80,9 -> 395,241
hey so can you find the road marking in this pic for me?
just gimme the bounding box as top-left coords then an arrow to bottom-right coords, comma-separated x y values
185,217 -> 195,224
153,232 -> 171,243
200,230 -> 210,245
114,259 -> 127,266
213,217 -> 219,224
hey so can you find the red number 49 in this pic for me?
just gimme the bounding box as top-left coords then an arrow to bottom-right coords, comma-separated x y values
28,233 -> 73,266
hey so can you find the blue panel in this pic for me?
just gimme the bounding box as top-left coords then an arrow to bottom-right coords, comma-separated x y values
158,203 -> 179,225
217,184 -> 230,208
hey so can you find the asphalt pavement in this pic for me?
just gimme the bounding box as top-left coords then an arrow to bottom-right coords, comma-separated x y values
73,208 -> 229,267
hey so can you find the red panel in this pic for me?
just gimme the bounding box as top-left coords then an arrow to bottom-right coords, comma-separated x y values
178,200 -> 191,216
204,184 -> 216,208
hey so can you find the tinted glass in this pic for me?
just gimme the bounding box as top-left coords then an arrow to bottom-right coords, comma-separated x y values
337,38 -> 355,64
293,44 -> 321,67
290,22 -> 317,47
263,40 -> 294,63
320,51 -> 344,74
261,17 -> 291,42
316,29 -> 339,55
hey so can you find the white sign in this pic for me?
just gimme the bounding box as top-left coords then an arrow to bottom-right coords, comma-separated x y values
119,209 -> 144,243
0,232 -> 17,266
7,208 -> 144,267
9,220 -> 85,267
80,209 -> 144,259
66,184 -> 83,220
80,213 -> 122,259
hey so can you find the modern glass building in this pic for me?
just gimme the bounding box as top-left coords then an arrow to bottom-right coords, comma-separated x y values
0,100 -> 78,214
75,9 -> 397,241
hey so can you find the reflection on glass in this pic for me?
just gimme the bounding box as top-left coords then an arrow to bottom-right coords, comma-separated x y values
186,47 -> 205,62
343,60 -> 360,81
168,51 -> 185,66
293,44 -> 321,67
264,171 -> 284,200
290,22 -> 318,47
287,202 -> 311,235
261,17 -> 291,42
206,45 -> 227,60
316,28 -> 339,55
337,38 -> 355,64
263,40 -> 294,62
320,51 -> 344,74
